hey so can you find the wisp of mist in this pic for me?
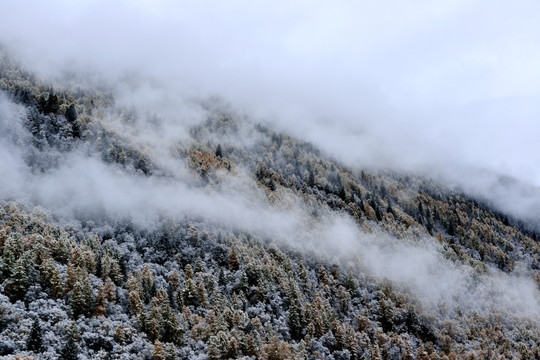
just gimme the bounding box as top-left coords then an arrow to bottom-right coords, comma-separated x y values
1,93 -> 538,321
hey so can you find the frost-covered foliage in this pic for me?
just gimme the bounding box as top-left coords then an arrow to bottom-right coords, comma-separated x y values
0,53 -> 539,359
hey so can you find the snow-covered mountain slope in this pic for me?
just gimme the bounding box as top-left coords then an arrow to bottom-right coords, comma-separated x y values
0,53 -> 539,359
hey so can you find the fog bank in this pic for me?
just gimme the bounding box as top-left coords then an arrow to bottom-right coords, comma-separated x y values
1,0 -> 539,224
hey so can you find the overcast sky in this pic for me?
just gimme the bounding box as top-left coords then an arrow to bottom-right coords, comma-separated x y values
1,0 -> 540,218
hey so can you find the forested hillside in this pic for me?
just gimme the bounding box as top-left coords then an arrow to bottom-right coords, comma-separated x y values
0,53 -> 539,360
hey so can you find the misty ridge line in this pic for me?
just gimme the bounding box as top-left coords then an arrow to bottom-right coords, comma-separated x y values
1,86 -> 539,323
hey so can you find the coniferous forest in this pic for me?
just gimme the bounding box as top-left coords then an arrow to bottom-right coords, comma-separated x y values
0,50 -> 538,360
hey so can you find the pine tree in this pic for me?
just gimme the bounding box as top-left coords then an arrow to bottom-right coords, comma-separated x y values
95,252 -> 103,278
149,292 -> 165,341
44,93 -> 59,114
195,256 -> 206,274
103,277 -> 117,302
311,292 -> 330,337
183,277 -> 198,307
227,333 -> 239,358
5,255 -> 31,300
0,239 -> 17,281
228,248 -> 240,271
70,270 -> 95,318
288,281 -> 304,340
152,340 -> 165,360
26,318 -> 43,353
43,259 -> 64,298
129,286 -> 145,317
164,342 -> 179,360
60,322 -> 80,360
207,335 -> 223,360
244,333 -> 258,357
184,264 -> 194,280
298,261 -> 309,290
66,262 -> 79,290
52,234 -> 71,264
347,327 -> 360,359
379,299 -> 395,332
159,288 -> 183,345
336,285 -> 351,314
94,284 -> 107,317
168,269 -> 180,289
142,264 -> 156,302
338,185 -> 347,201
196,278 -> 209,307
308,170 -> 315,187
215,144 -> 223,158
66,103 -> 77,123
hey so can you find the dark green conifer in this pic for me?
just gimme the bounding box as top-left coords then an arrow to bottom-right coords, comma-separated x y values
26,318 -> 43,353
60,322 -> 80,360
288,281 -> 304,340
70,270 -> 95,318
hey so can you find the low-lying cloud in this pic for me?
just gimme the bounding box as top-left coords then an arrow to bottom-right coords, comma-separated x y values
311,217 -> 540,318
2,94 -> 538,321
1,0 -> 539,224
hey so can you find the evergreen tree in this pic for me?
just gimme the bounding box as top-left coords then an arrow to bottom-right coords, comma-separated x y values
44,93 -> 60,114
336,285 -> 351,314
43,259 -> 65,298
183,277 -> 199,306
70,270 -> 95,318
26,318 -> 43,353
196,278 -> 209,307
162,299 -> 183,345
207,335 -> 222,360
103,277 -> 117,302
338,185 -> 347,201
0,240 -> 17,281
195,256 -> 206,274
308,170 -> 315,187
152,340 -> 165,360
184,264 -> 194,280
5,256 -> 30,301
227,333 -> 239,358
94,284 -> 107,317
244,333 -> 258,357
228,248 -> 240,271
215,144 -> 223,158
60,322 -> 80,360
66,103 -> 78,123
288,281 -> 304,341
142,264 -> 156,302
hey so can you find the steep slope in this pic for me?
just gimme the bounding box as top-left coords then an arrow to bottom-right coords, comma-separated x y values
0,54 -> 539,359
